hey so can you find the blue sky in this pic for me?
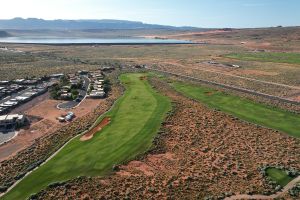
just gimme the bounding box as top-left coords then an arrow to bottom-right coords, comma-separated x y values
1,0 -> 299,28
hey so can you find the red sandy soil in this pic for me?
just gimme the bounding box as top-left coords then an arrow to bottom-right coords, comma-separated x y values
139,76 -> 147,80
10,92 -> 50,114
0,119 -> 58,162
0,98 -> 101,162
80,117 -> 111,141
290,95 -> 300,102
117,152 -> 176,177
242,42 -> 272,49
26,98 -> 100,122
204,91 -> 215,96
35,78 -> 300,199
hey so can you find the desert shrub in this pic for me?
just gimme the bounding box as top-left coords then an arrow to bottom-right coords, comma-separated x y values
0,186 -> 8,193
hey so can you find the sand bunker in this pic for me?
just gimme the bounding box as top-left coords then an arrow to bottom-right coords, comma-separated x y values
80,117 -> 111,141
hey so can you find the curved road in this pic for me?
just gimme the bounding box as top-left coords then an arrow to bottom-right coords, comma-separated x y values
225,176 -> 300,200
57,76 -> 90,109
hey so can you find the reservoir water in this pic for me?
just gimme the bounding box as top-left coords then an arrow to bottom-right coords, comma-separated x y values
0,37 -> 192,44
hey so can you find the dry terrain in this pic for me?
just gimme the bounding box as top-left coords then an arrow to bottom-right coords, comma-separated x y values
1,27 -> 300,199
154,27 -> 300,52
0,97 -> 101,162
33,77 -> 300,199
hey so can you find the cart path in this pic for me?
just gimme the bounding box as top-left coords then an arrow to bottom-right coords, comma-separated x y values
146,67 -> 300,106
225,176 -> 300,200
162,61 -> 300,91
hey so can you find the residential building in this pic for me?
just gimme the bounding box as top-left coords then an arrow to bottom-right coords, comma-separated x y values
0,114 -> 26,132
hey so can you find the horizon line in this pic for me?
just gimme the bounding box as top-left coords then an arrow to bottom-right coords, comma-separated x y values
0,17 -> 299,29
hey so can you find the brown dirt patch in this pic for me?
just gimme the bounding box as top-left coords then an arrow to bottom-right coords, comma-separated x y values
205,91 -> 214,96
80,117 -> 111,141
290,95 -> 300,102
10,92 -> 50,114
140,76 -> 147,80
244,41 -> 272,49
0,98 -> 101,161
118,161 -> 155,177
31,78 -> 300,200
0,119 -> 60,162
117,153 -> 176,177
26,98 -> 100,122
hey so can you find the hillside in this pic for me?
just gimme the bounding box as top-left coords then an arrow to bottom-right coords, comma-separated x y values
0,31 -> 10,37
0,18 -> 199,30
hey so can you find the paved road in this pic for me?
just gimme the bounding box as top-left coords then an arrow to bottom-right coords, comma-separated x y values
57,76 -> 90,110
0,131 -> 16,145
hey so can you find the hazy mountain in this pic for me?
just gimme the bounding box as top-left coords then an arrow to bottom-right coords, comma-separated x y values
0,18 -> 198,30
0,31 -> 10,37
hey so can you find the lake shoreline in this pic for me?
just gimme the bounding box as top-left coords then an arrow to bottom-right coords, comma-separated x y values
0,37 -> 195,45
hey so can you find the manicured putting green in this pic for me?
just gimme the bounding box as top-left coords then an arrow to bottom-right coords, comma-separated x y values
172,82 -> 300,138
2,73 -> 171,200
225,52 -> 300,64
266,168 -> 294,186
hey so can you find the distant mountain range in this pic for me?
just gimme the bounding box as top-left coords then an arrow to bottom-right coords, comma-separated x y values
0,18 -> 198,30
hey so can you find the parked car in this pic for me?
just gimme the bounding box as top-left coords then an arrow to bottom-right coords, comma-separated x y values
75,98 -> 82,102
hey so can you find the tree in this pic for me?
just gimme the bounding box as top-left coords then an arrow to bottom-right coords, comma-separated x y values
103,84 -> 111,94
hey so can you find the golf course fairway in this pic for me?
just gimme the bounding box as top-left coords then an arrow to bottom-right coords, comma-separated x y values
172,81 -> 300,138
225,52 -> 300,64
2,73 -> 171,200
266,168 -> 294,187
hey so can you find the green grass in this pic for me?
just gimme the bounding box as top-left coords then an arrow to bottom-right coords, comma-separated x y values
172,82 -> 300,138
2,73 -> 171,200
266,168 -> 294,186
225,52 -> 300,64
